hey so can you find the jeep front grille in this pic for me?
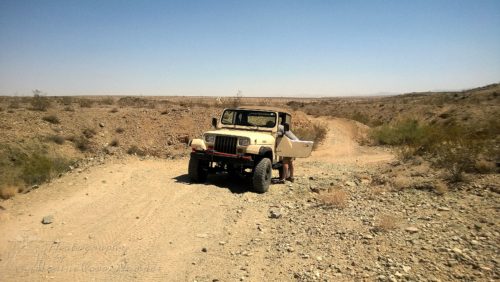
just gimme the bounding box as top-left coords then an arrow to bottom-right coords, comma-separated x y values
214,136 -> 237,154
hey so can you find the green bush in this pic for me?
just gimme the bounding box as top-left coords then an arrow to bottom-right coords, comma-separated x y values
0,145 -> 70,186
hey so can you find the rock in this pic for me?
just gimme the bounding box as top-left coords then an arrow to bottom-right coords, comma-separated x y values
437,207 -> 450,211
99,122 -> 105,127
42,215 -> 53,224
269,210 -> 282,219
201,247 -> 207,253
405,227 -> 419,234
345,181 -> 356,187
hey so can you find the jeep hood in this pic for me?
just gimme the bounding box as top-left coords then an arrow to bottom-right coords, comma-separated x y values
204,129 -> 275,145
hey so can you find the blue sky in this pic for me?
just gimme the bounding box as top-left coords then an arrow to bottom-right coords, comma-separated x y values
0,0 -> 499,96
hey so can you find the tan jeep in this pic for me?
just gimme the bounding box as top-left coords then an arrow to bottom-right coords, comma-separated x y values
188,107 -> 314,193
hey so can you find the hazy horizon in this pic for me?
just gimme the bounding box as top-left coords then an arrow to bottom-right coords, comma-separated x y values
1,0 -> 499,97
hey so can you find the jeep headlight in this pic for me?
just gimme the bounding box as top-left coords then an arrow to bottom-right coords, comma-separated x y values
204,134 -> 216,143
238,138 -> 250,146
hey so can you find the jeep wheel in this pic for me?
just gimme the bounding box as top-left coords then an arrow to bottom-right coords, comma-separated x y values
188,157 -> 207,183
253,158 -> 272,193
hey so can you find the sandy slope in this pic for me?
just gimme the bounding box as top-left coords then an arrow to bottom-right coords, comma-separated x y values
0,118 -> 393,281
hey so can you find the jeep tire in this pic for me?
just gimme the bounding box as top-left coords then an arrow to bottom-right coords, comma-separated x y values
188,157 -> 208,183
253,158 -> 272,193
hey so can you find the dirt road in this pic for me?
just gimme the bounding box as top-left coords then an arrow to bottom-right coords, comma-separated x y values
0,118 -> 392,281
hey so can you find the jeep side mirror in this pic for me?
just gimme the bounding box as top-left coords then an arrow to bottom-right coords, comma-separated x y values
212,117 -> 218,128
283,123 -> 290,132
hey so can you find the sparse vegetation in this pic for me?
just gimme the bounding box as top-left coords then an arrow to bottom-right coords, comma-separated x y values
42,115 -> 60,124
82,128 -> 96,138
127,145 -> 146,156
8,100 -> 20,109
74,135 -> 91,152
0,144 -> 70,188
78,98 -> 94,108
294,122 -> 328,150
318,189 -> 348,208
370,117 -> 499,182
0,186 -> 17,199
110,138 -> 119,147
99,97 -> 115,105
30,90 -> 51,111
48,135 -> 65,145
60,96 -> 74,105
374,215 -> 398,232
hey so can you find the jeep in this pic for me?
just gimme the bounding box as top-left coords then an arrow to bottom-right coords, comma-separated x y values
188,107 -> 313,193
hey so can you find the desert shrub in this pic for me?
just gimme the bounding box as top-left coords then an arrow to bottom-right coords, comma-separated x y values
60,96 -> 74,105
371,118 -> 497,181
374,215 -> 398,232
78,98 -> 93,108
30,91 -> 51,111
318,189 -> 348,208
0,186 -> 17,199
474,159 -> 496,174
99,97 -> 115,105
110,107 -> 119,113
8,100 -> 20,109
115,127 -> 125,134
350,111 -> 371,125
82,128 -> 96,138
294,122 -> 328,150
0,106 -> 4,112
127,145 -> 146,156
434,181 -> 448,195
48,135 -> 65,145
109,138 -> 119,147
0,144 -> 70,187
42,115 -> 60,124
74,135 -> 91,151
64,106 -> 75,112
118,97 -> 149,108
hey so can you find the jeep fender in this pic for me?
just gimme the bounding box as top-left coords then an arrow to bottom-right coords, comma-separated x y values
190,138 -> 207,151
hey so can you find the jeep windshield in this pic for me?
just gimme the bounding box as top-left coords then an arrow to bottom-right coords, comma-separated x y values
221,109 -> 277,128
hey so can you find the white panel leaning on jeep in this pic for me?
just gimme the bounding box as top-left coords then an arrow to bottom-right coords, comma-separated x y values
188,106 -> 314,193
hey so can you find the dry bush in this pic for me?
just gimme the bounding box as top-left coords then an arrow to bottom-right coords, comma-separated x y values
374,215 -> 398,232
0,186 -> 17,199
115,127 -> 125,134
82,128 -> 96,138
42,115 -> 60,124
474,159 -> 496,174
8,100 -> 20,109
99,97 -> 115,105
78,98 -> 94,108
391,176 -> 411,190
74,136 -> 91,152
60,96 -> 74,105
434,181 -> 448,195
64,106 -> 75,112
127,145 -> 146,156
396,146 -> 418,162
318,189 -> 348,208
118,97 -> 149,108
48,135 -> 65,145
294,122 -> 328,150
0,106 -> 4,112
109,138 -> 119,147
30,92 -> 51,111
110,107 -> 119,113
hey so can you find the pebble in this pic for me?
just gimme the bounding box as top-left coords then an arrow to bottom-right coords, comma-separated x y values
42,215 -> 53,224
405,227 -> 419,233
